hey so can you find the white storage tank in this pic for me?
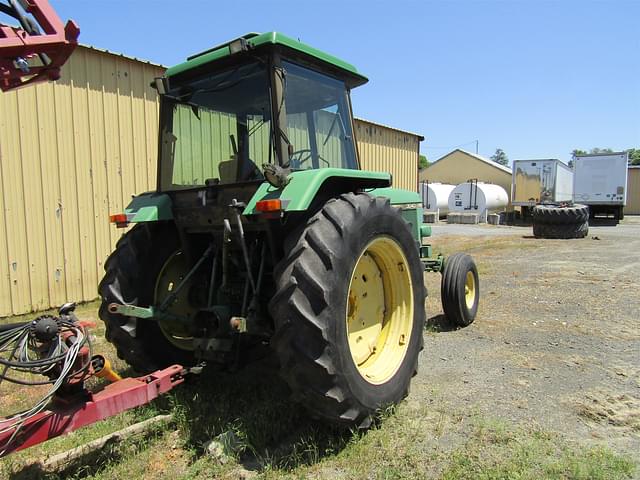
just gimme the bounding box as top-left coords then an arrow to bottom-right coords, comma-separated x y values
448,182 -> 509,222
419,182 -> 455,217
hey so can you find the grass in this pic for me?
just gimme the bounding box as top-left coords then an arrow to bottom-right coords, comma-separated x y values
0,286 -> 637,478
440,418 -> 635,480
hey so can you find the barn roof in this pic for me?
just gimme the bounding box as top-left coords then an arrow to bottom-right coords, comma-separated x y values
431,148 -> 512,174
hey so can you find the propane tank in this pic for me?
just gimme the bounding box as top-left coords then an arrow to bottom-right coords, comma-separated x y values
419,182 -> 455,217
448,182 -> 508,222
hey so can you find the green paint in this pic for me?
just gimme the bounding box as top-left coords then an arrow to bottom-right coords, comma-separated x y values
420,225 -> 432,238
422,253 -> 444,273
166,32 -> 368,86
125,193 -> 173,222
110,303 -> 155,319
243,168 -> 390,215
370,187 -> 421,205
399,207 -> 424,245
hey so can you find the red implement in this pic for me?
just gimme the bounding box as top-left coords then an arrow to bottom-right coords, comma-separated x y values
0,365 -> 185,456
0,0 -> 79,91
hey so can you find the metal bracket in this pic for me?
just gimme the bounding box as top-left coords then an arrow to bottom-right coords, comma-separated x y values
108,303 -> 154,319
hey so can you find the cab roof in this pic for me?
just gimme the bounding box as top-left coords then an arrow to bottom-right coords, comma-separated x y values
165,32 -> 368,88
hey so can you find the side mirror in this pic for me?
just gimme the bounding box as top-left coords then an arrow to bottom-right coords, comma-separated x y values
151,77 -> 170,95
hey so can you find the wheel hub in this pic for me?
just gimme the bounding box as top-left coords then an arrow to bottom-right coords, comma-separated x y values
154,251 -> 197,350
346,237 -> 414,385
465,271 -> 476,309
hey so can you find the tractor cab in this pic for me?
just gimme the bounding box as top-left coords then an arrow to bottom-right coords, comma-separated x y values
154,32 -> 367,194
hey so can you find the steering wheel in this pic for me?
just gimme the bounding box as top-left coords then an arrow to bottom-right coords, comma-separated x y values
289,149 -> 330,169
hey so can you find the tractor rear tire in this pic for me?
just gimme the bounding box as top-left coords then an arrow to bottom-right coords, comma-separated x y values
532,221 -> 589,239
532,204 -> 589,225
270,193 -> 426,427
98,223 -> 195,373
441,253 -> 479,327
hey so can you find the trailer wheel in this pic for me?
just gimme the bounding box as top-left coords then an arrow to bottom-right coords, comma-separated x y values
98,223 -> 195,373
441,253 -> 479,327
270,193 -> 425,427
532,204 -> 589,225
533,220 -> 588,239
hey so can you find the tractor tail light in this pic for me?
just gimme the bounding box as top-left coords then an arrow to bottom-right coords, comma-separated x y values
256,199 -> 283,212
109,213 -> 129,228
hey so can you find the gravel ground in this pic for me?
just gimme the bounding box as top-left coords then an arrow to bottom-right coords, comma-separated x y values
417,215 -> 640,456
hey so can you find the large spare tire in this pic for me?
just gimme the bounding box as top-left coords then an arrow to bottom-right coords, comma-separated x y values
533,221 -> 588,239
532,204 -> 589,225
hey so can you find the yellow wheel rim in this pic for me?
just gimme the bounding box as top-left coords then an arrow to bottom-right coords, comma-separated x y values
345,236 -> 414,385
465,271 -> 476,310
154,251 -> 196,351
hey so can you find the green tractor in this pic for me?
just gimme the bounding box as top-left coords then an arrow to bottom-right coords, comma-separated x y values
99,32 -> 479,427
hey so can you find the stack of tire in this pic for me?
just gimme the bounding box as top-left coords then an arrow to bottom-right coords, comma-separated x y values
532,204 -> 589,239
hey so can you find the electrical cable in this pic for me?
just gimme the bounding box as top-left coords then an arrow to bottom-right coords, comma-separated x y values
0,317 -> 90,455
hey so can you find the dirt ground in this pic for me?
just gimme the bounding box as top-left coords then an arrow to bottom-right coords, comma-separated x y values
1,217 -> 639,479
419,216 -> 640,456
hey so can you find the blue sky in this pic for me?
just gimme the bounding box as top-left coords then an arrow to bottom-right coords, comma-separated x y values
53,0 -> 639,165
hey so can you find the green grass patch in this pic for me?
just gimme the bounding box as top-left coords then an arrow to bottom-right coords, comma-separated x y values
440,418 -> 635,480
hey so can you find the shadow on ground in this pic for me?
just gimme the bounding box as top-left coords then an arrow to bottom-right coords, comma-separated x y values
589,217 -> 620,227
425,314 -> 459,333
10,359 -> 355,479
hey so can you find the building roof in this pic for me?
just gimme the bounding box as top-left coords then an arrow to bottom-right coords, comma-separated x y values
354,117 -> 424,141
165,32 -> 368,87
79,44 -> 165,69
431,148 -> 512,174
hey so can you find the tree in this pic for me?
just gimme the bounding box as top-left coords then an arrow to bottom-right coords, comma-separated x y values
419,154 -> 429,170
571,147 -> 640,165
589,147 -> 614,154
490,148 -> 509,166
569,149 -> 587,168
627,148 -> 640,165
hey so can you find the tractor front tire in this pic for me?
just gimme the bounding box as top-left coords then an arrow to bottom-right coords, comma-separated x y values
98,223 -> 194,373
441,253 -> 479,327
270,193 -> 426,428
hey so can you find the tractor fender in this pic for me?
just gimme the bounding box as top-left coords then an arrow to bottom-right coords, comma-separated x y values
125,192 -> 173,222
243,167 -> 421,215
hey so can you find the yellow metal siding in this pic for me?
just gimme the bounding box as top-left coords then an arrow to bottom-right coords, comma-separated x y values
419,150 -> 513,205
0,47 -> 422,316
354,120 -> 420,192
626,168 -> 640,215
0,47 -> 164,316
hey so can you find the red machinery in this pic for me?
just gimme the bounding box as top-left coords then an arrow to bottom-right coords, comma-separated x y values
0,0 -> 79,91
0,2 -> 163,458
0,304 -> 191,457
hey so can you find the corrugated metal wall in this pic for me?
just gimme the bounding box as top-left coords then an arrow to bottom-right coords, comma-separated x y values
627,167 -> 640,215
354,119 -> 420,193
0,47 -> 421,316
0,47 -> 164,316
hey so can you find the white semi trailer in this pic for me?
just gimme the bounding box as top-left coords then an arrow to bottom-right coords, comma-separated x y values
511,159 -> 574,219
573,152 -> 628,222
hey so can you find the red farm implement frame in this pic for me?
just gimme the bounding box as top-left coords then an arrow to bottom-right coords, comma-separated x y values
0,0 -> 79,91
0,1 -> 163,459
0,306 -> 192,457
0,365 -> 187,457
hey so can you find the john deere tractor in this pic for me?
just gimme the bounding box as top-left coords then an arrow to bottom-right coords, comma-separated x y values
99,32 -> 479,427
